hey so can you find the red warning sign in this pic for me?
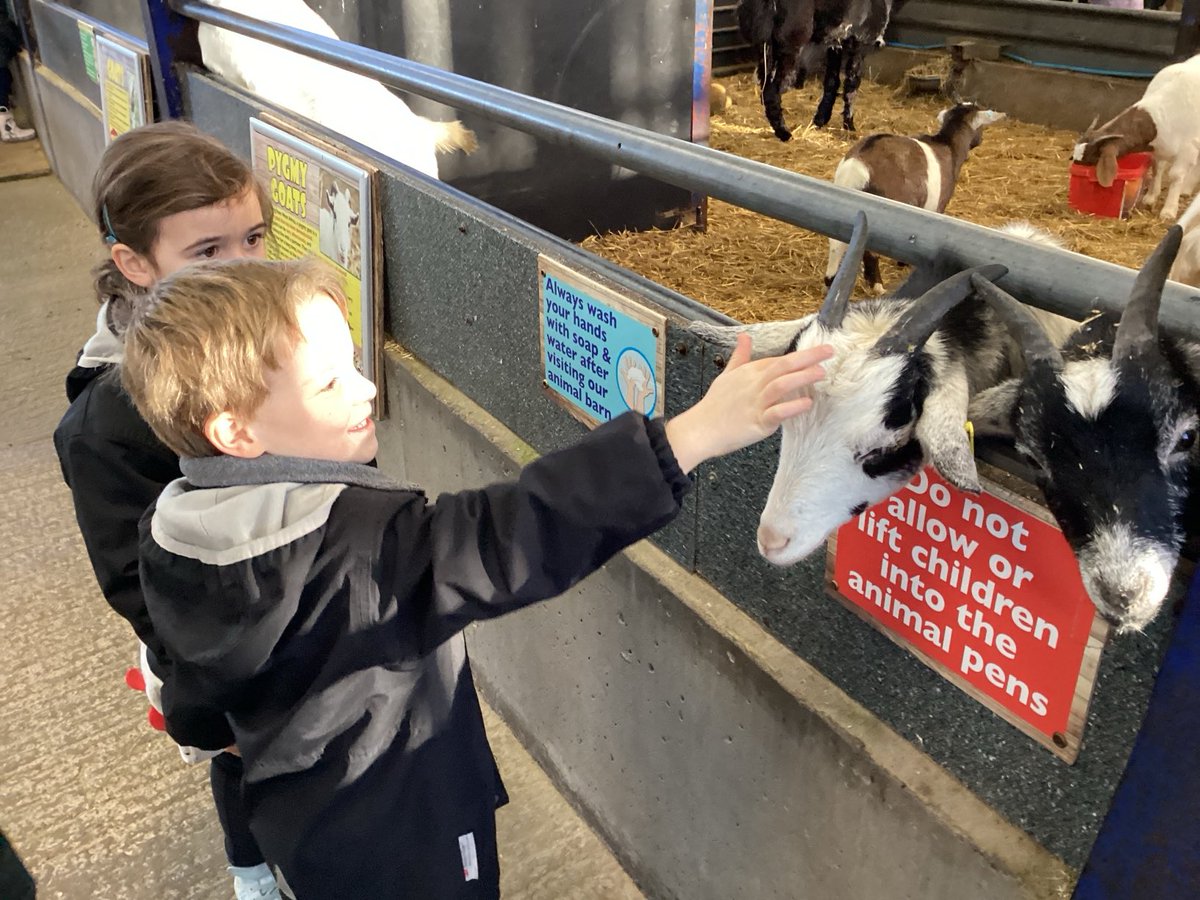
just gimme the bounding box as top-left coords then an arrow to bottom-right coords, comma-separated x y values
829,467 -> 1106,762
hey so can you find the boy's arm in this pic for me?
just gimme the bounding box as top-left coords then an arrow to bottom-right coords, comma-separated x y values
404,335 -> 830,640
416,410 -> 688,635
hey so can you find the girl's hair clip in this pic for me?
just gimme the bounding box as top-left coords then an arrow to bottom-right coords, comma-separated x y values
101,203 -> 119,246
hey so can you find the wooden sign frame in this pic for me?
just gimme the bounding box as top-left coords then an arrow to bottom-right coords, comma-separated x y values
250,114 -> 387,419
95,31 -> 152,143
537,255 -> 668,429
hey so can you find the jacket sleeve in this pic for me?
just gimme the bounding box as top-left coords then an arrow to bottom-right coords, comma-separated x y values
386,411 -> 691,643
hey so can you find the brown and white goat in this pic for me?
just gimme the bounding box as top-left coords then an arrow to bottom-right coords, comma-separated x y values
1073,53 -> 1200,221
825,103 -> 1004,293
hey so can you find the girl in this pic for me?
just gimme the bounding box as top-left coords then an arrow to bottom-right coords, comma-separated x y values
52,121 -> 282,900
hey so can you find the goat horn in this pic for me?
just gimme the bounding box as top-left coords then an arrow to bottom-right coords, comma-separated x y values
872,263 -> 1008,357
817,210 -> 869,329
968,274 -> 1064,372
1113,225 -> 1183,361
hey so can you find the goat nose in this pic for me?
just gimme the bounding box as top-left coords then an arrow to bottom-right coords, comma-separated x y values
758,524 -> 791,554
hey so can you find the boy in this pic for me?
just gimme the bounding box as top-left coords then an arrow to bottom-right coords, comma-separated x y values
123,256 -> 831,896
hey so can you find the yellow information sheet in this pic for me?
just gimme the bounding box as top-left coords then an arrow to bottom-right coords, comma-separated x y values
95,33 -> 148,144
250,119 -> 375,386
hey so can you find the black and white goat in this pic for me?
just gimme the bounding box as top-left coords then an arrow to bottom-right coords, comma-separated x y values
692,213 -> 1029,564
826,104 -> 1005,293
737,0 -> 900,141
1072,53 -> 1200,221
969,227 -> 1200,632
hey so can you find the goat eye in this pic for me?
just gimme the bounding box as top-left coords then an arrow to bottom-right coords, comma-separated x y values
1176,429 -> 1197,453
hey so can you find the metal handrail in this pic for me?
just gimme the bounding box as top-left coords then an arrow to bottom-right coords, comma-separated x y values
173,0 -> 1200,339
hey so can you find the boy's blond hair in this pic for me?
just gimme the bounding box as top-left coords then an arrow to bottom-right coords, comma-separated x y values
122,257 -> 349,458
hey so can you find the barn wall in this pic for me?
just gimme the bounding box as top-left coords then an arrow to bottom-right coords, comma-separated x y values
300,0 -> 702,241
867,48 -> 1149,133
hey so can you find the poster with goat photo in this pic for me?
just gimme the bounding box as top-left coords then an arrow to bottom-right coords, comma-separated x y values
249,117 -> 383,412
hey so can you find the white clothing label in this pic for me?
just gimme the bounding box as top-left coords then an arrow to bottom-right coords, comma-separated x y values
459,832 -> 479,881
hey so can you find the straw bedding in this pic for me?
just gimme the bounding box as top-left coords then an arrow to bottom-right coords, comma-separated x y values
579,72 -> 1186,323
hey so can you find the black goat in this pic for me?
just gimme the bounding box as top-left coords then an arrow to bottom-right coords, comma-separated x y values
970,228 -> 1200,633
738,0 -> 900,141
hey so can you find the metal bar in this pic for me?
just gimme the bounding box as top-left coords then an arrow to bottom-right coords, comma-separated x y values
1177,0 -> 1200,59
140,0 -> 192,119
893,0 -> 1179,59
172,0 -> 1200,339
10,0 -> 38,63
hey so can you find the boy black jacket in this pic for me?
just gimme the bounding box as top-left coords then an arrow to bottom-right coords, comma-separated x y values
139,411 -> 690,897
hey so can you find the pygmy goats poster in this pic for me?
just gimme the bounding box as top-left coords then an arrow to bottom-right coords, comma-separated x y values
830,467 -> 1105,762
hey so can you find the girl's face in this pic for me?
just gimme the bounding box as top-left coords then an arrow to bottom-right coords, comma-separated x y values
119,187 -> 268,286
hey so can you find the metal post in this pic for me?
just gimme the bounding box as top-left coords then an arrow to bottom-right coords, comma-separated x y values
1176,0 -> 1200,59
140,0 -> 201,120
1072,567 -> 1200,898
8,0 -> 36,63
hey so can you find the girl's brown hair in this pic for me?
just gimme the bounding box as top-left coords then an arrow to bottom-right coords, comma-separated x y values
92,121 -> 273,317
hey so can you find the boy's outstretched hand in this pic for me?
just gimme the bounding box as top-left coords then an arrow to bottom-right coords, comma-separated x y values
665,334 -> 833,474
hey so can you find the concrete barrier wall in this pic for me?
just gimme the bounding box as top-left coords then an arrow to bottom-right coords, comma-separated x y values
379,348 -> 1073,900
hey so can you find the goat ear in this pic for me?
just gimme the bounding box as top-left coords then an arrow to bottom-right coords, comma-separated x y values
968,380 -> 1021,440
690,319 -> 811,359
1096,141 -> 1121,188
916,366 -> 981,493
971,109 -> 1005,129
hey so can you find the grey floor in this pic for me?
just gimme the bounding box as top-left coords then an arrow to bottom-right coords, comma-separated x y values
0,143 -> 643,899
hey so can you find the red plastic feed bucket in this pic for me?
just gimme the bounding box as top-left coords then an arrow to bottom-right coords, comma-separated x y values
1068,152 -> 1153,219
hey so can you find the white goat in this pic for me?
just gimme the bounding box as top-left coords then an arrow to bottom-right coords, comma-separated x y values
970,227 -> 1200,632
694,213 -> 1032,564
319,182 -> 358,269
694,215 -> 1084,566
198,0 -> 476,180
1072,53 -> 1200,221
827,103 -> 1005,294
1168,192 -> 1200,287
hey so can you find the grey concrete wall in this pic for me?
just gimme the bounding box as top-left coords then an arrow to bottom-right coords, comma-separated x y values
29,65 -> 104,213
867,48 -> 1148,132
377,349 -> 1074,900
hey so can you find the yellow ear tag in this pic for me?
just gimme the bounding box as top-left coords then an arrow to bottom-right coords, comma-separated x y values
964,419 -> 975,456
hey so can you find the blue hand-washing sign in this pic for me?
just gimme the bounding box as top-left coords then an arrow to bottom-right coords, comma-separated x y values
539,257 -> 666,427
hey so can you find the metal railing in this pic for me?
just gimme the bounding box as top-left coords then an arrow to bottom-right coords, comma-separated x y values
172,0 -> 1200,339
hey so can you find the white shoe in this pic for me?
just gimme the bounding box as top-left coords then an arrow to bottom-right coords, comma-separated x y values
229,863 -> 283,900
0,107 -> 36,142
